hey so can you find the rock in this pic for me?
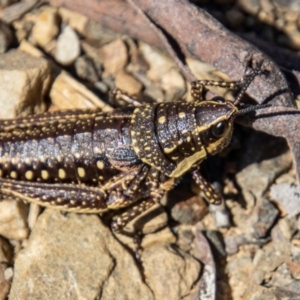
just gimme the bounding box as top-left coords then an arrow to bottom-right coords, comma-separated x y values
0,200 -> 29,240
139,42 -> 185,100
236,149 -> 292,208
249,198 -> 279,238
82,21 -> 118,45
30,6 -> 59,48
9,210 -> 153,300
271,217 -> 298,243
144,85 -> 165,103
209,199 -> 231,228
141,227 -> 177,250
271,183 -> 300,217
0,0 -> 39,24
252,242 -> 291,273
227,255 -> 253,299
142,244 -> 201,300
100,39 -> 128,77
0,21 -> 12,53
160,67 -> 186,101
94,81 -> 109,93
0,236 -> 13,264
166,188 -> 208,225
27,203 -> 41,230
19,40 -> 44,58
270,263 -> 294,287
12,18 -> 31,43
242,285 -> 278,300
58,7 -> 88,35
74,55 -> 100,83
49,71 -> 112,111
115,70 -> 143,95
224,234 -> 246,255
0,263 -> 10,300
0,50 -> 51,118
55,25 -> 80,66
9,209 -> 199,300
0,0 -> 17,8
176,225 -> 195,252
287,260 -> 300,279
114,204 -> 170,251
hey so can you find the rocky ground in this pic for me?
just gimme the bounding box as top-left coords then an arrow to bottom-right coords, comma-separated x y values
0,0 -> 300,299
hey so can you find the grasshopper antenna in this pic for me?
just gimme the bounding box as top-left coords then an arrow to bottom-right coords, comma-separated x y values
233,61 -> 267,106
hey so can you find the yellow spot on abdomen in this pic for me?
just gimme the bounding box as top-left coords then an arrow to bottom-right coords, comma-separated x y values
77,167 -> 86,178
58,168 -> 66,179
178,112 -> 186,118
158,116 -> 166,124
10,171 -> 17,179
25,170 -> 34,180
41,170 -> 49,180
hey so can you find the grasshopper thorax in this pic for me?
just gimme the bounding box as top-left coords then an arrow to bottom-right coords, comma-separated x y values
130,100 -> 238,178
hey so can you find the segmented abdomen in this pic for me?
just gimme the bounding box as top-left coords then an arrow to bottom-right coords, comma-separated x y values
0,107 -> 136,185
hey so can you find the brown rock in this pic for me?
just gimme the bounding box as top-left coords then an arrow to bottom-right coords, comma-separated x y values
115,70 -> 143,95
58,7 -> 88,35
161,67 -> 186,101
49,71 -> 112,111
0,50 -> 51,117
101,39 -> 128,77
31,6 -> 59,48
287,260 -> 300,280
139,42 -> 177,84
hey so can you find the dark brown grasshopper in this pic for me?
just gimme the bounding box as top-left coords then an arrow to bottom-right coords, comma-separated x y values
0,65 -> 266,232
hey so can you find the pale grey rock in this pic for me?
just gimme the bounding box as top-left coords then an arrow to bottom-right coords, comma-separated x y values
55,25 -> 80,66
270,183 -> 300,218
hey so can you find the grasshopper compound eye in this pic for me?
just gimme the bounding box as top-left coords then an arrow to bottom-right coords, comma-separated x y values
212,121 -> 227,137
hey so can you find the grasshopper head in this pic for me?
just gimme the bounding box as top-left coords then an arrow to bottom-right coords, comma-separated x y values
195,99 -> 238,155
